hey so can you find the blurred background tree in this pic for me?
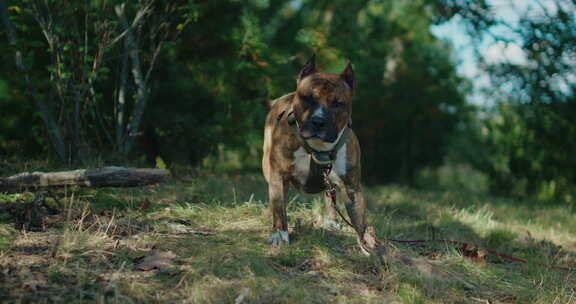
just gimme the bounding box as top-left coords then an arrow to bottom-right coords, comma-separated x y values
437,0 -> 576,201
0,0 -> 574,202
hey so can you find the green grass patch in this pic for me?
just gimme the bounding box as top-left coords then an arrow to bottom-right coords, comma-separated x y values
0,171 -> 575,303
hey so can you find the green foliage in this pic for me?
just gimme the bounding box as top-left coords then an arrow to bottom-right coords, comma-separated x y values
145,0 -> 467,182
0,78 -> 45,156
2,0 -> 467,183
145,1 -> 285,165
445,0 -> 576,201
328,0 -> 468,183
469,102 -> 576,201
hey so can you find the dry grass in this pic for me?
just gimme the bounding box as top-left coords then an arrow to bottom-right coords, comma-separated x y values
0,171 -> 575,303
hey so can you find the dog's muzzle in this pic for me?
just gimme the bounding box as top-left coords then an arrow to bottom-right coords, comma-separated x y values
300,117 -> 338,143
283,109 -> 350,165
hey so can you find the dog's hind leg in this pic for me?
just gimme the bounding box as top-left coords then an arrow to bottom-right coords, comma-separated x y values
267,175 -> 290,247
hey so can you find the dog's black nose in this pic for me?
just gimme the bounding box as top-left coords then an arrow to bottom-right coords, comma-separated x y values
311,117 -> 326,129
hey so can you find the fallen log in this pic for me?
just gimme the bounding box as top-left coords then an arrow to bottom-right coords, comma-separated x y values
0,166 -> 170,193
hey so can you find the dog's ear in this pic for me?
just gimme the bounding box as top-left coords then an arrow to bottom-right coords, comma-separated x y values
297,54 -> 316,84
340,61 -> 356,92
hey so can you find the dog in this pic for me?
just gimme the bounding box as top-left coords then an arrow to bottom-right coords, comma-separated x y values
262,55 -> 375,254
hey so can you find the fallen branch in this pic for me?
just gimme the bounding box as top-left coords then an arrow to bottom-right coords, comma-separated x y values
0,166 -> 169,193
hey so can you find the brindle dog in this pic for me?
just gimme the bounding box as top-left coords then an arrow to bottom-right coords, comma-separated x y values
262,55 -> 374,254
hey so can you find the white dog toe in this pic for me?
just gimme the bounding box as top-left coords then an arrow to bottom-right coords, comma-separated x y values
267,230 -> 290,247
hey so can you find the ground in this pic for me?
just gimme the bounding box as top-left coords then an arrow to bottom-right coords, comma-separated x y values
0,169 -> 575,303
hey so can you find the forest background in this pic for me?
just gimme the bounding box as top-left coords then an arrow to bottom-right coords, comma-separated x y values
1,0 -> 575,202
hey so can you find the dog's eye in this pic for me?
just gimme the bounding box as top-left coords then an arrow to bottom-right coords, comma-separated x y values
331,101 -> 345,109
300,95 -> 315,106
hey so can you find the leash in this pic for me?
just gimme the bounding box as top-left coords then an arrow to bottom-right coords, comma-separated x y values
322,167 -> 354,228
321,167 -> 574,272
282,105 -> 574,272
386,239 -> 573,271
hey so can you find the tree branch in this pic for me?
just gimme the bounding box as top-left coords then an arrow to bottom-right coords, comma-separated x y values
108,2 -> 153,48
0,166 -> 170,193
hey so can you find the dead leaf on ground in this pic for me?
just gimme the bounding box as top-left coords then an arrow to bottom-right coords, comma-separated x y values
459,243 -> 487,264
135,250 -> 177,271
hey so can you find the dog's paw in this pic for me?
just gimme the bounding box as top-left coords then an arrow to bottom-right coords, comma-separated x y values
267,230 -> 290,247
358,239 -> 372,256
358,226 -> 379,256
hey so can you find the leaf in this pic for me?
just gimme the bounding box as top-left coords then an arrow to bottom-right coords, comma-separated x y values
155,156 -> 167,169
8,6 -> 21,13
135,250 -> 177,271
63,42 -> 73,51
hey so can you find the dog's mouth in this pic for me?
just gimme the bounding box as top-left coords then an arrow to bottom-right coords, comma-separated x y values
298,115 -> 340,144
300,129 -> 337,143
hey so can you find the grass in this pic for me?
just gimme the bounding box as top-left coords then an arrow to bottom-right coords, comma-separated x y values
0,170 -> 575,303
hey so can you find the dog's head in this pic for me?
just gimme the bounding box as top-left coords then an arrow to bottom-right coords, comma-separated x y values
292,54 -> 355,151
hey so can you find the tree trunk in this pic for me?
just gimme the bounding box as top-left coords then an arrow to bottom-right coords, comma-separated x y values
116,3 -> 150,154
0,166 -> 170,193
116,42 -> 129,152
72,86 -> 84,163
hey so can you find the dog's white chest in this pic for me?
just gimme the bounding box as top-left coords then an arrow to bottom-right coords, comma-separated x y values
292,144 -> 347,186
292,148 -> 311,185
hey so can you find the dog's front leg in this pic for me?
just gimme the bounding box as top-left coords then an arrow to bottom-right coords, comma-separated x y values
322,194 -> 342,230
343,185 -> 376,254
267,175 -> 289,246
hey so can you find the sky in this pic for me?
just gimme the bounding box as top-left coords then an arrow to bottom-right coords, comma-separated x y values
429,0 -> 541,106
